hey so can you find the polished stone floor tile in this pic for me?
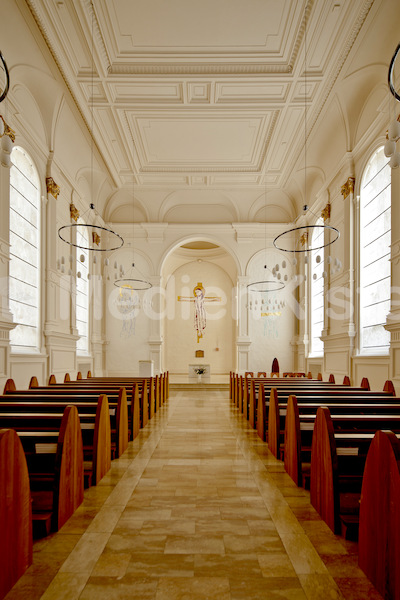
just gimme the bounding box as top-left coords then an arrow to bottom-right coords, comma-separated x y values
5,389 -> 383,600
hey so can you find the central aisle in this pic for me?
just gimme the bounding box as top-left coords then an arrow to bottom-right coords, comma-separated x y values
7,389 -> 382,600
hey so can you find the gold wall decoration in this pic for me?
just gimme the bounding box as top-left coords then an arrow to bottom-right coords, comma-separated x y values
46,177 -> 60,199
0,115 -> 15,142
92,231 -> 101,246
341,177 -> 355,199
321,203 -> 331,221
195,350 -> 204,358
300,231 -> 308,246
69,203 -> 80,222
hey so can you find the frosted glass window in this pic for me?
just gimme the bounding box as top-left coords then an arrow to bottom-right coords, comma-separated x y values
360,146 -> 391,353
310,219 -> 324,355
9,147 -> 40,352
76,226 -> 89,354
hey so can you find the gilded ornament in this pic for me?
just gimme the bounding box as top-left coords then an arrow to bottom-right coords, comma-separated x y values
69,203 -> 80,222
92,231 -> 101,246
341,177 -> 355,199
321,203 -> 331,221
300,231 -> 308,246
46,177 -> 60,199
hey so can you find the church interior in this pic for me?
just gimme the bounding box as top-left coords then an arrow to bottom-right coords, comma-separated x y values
1,0 -> 400,598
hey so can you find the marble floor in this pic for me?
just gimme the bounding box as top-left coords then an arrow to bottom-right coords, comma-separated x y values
5,388 -> 382,600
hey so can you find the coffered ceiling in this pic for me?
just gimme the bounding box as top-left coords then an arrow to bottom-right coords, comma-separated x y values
24,0 -> 393,221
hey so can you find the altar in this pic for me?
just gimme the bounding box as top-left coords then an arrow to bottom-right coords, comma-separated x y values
188,363 -> 210,381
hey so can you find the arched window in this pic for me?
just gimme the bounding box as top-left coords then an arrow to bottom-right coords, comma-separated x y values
9,146 -> 40,352
359,146 -> 391,353
76,227 -> 89,354
310,219 -> 324,355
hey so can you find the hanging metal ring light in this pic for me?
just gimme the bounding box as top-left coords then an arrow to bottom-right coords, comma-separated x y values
273,223 -> 340,253
388,43 -> 400,102
58,204 -> 124,252
0,51 -> 10,103
114,263 -> 153,290
247,280 -> 285,293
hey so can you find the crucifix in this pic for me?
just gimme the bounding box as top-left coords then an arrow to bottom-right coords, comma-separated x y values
177,282 -> 221,342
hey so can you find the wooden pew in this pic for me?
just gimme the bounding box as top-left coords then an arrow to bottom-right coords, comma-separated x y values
283,394 -> 400,489
256,380 -> 396,440
87,395 -> 111,487
20,405 -> 84,536
309,407 -> 381,539
242,373 -> 356,423
47,376 -> 158,419
1,386 -> 129,457
0,429 -> 32,599
358,430 -> 400,600
0,396 -> 111,490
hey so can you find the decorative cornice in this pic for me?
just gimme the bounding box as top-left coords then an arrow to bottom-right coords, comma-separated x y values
288,0 -> 314,73
341,177 -> 355,199
46,177 -> 60,199
83,0 -> 111,73
109,64 -> 293,76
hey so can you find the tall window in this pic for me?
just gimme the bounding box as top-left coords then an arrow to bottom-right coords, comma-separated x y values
76,226 -> 89,354
360,146 -> 391,353
310,219 -> 324,355
9,147 -> 40,352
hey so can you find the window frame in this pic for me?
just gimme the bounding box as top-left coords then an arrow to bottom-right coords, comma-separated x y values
358,144 -> 391,356
9,145 -> 41,354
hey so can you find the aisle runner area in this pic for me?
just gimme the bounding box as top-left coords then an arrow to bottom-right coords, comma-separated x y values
6,390 -> 381,600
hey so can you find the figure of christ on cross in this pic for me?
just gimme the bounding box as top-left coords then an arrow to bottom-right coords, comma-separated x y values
177,282 -> 221,343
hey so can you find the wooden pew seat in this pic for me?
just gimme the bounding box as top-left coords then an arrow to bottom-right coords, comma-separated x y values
0,429 -> 32,599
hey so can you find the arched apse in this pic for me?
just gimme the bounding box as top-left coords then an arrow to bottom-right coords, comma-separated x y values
164,257 -> 236,378
104,189 -> 149,223
159,190 -> 239,223
246,248 -> 296,375
159,235 -> 242,281
249,189 -> 295,223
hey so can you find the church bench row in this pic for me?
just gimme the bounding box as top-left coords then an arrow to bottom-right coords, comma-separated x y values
256,382 -> 397,443
1,386 -> 131,460
280,396 -> 400,543
0,372 -> 168,598
0,394 -> 112,492
263,389 -> 400,595
27,371 -> 168,416
230,374 -> 370,422
0,406 -> 84,598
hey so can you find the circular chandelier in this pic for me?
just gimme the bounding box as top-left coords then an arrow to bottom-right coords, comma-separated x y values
389,43 -> 400,102
0,51 -> 10,103
384,43 -> 400,168
273,206 -> 340,253
114,263 -> 152,291
58,204 -> 124,252
247,279 -> 285,293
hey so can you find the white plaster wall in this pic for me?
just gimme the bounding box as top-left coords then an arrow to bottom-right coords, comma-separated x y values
104,249 -> 152,376
247,249 -> 296,374
165,261 -> 234,375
